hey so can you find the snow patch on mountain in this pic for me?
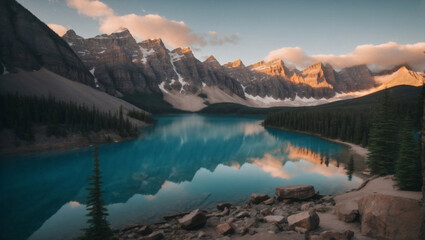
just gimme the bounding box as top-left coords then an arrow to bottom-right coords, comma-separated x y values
2,63 -> 8,75
168,52 -> 188,92
169,52 -> 184,62
89,67 -> 99,87
139,46 -> 155,64
158,81 -> 168,93
245,93 -> 282,104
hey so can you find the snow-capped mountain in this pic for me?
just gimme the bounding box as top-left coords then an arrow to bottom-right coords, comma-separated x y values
62,29 -> 424,111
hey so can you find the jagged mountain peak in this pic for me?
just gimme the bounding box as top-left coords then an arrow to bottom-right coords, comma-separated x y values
303,62 -> 324,71
204,55 -> 219,63
63,29 -> 77,37
225,59 -> 245,68
113,27 -> 129,33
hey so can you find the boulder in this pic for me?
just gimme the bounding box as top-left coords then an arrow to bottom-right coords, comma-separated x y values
319,230 -> 354,240
215,223 -> 233,235
178,209 -> 207,230
275,185 -> 316,200
358,193 -> 421,240
263,198 -> 276,205
235,211 -> 250,218
249,193 -> 270,204
287,210 -> 320,230
263,215 -> 285,223
217,203 -> 232,211
333,201 -> 359,222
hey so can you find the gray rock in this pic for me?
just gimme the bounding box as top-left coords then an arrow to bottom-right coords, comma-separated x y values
215,223 -> 233,235
319,230 -> 354,240
334,201 -> 359,222
275,185 -> 316,200
249,193 -> 270,204
235,211 -> 250,218
263,198 -> 275,205
263,215 -> 285,223
178,209 -> 207,230
217,203 -> 232,211
301,202 -> 314,211
287,210 -> 320,231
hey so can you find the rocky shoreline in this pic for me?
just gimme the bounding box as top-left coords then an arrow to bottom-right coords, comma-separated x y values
114,176 -> 422,240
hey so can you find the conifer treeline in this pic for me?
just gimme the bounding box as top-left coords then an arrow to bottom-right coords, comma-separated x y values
264,109 -> 371,146
263,92 -> 421,147
127,109 -> 154,124
0,94 -> 152,141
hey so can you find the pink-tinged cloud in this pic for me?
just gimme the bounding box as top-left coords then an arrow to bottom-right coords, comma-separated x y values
265,42 -> 425,71
47,23 -> 68,36
66,0 -> 238,48
208,31 -> 239,46
67,0 -> 113,18
99,14 -> 207,47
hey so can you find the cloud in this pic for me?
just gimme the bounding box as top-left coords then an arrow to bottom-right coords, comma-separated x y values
264,42 -> 425,71
67,0 -> 113,18
47,23 -> 68,36
208,31 -> 239,46
66,0 -> 237,48
99,14 -> 207,47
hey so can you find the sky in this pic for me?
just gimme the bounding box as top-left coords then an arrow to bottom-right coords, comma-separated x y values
17,0 -> 425,70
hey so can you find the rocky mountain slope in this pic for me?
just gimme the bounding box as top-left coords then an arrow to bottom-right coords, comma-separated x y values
63,29 -> 424,111
0,0 -> 148,117
0,0 -> 94,86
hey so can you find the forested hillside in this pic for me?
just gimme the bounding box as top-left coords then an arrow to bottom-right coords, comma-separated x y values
0,94 -> 153,142
263,86 -> 424,147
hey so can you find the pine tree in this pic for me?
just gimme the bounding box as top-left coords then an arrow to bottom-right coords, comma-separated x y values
81,145 -> 114,240
395,117 -> 422,191
367,89 -> 398,175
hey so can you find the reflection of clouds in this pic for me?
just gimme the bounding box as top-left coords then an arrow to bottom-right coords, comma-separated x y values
244,122 -> 264,136
294,160 -> 348,178
286,144 -> 325,164
250,154 -> 293,179
231,162 -> 241,169
69,201 -> 81,208
285,144 -> 340,167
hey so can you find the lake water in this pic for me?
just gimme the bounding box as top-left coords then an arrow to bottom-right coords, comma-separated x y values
0,114 -> 365,240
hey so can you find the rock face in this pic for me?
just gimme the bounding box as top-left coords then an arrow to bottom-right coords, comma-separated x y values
333,201 -> 359,222
287,209 -> 320,231
61,28 -> 424,110
178,209 -> 207,230
0,0 -> 94,86
358,193 -> 422,240
275,185 -> 316,200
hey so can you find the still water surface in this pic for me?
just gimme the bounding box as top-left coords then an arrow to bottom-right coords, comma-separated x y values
0,114 -> 365,240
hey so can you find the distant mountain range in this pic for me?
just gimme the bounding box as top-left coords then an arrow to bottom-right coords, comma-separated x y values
1,0 -> 423,113
62,28 -> 424,111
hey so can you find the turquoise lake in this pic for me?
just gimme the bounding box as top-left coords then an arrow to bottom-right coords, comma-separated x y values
0,114 -> 365,240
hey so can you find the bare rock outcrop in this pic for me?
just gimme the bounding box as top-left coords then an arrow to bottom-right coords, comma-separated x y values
178,209 -> 206,230
358,193 -> 422,240
0,0 -> 94,86
287,209 -> 320,231
275,185 -> 316,200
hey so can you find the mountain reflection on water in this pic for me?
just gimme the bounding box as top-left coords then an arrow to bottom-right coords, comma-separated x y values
0,114 -> 365,240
